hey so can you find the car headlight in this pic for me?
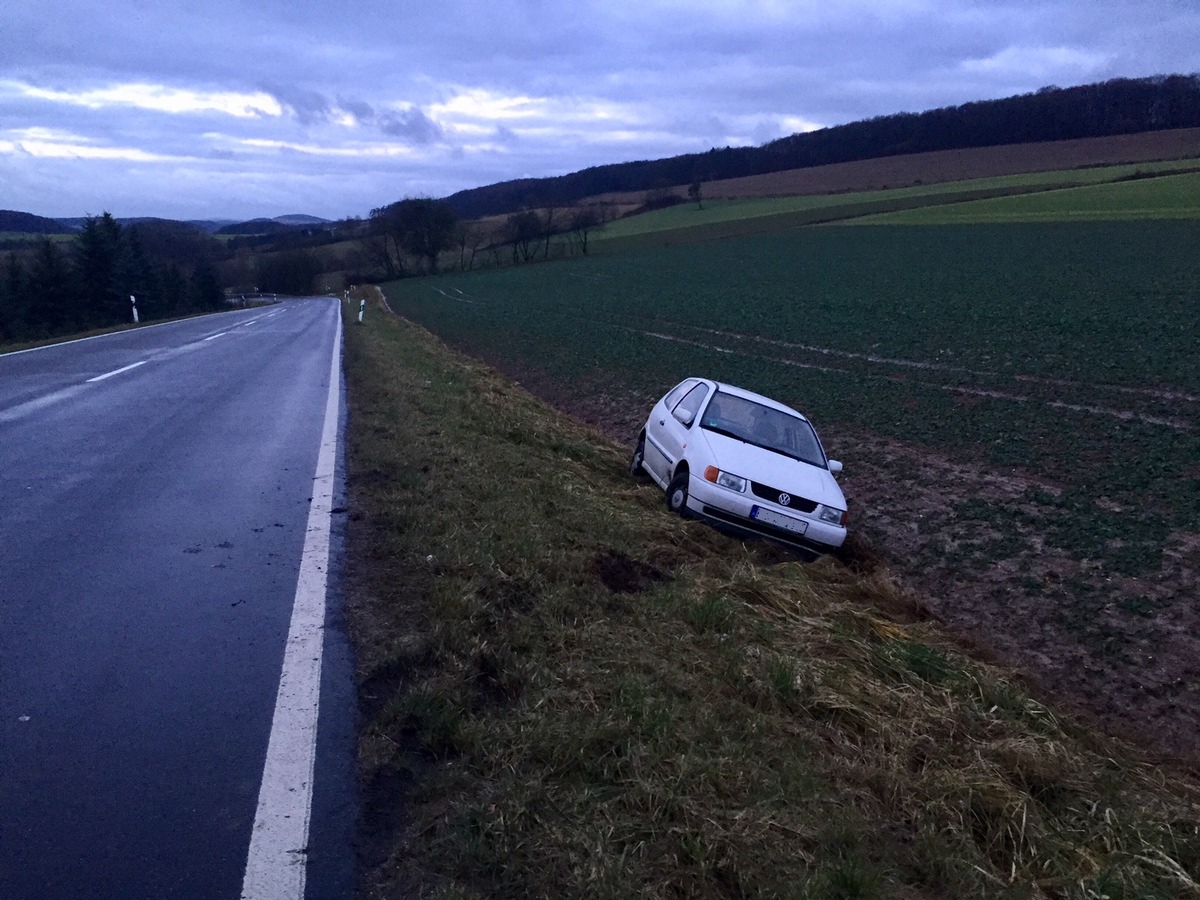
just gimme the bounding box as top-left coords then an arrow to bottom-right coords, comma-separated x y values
704,466 -> 747,493
818,505 -> 847,525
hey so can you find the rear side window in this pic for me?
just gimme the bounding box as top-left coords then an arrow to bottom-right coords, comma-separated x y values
671,383 -> 710,426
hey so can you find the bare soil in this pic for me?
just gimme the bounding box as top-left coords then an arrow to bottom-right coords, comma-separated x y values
501,364 -> 1200,771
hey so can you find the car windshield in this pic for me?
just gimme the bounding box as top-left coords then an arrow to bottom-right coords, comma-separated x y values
700,392 -> 826,467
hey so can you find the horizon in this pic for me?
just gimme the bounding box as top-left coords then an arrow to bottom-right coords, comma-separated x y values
4,0 -> 1198,222
10,75 -> 1200,227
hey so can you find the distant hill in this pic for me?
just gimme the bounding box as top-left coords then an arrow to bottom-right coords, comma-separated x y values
0,210 -> 77,234
37,214 -> 324,236
272,214 -> 329,226
116,217 -> 211,234
51,216 -> 236,234
215,215 -> 330,236
178,220 -> 237,234
442,74 -> 1200,219
216,218 -> 298,236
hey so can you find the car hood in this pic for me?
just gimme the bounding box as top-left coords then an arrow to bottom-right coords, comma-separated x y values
700,430 -> 846,508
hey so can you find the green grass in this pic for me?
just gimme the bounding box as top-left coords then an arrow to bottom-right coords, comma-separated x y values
853,170 -> 1200,224
344,296 -> 1200,897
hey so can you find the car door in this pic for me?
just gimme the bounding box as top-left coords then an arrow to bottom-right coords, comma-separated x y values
644,380 -> 691,483
646,381 -> 709,483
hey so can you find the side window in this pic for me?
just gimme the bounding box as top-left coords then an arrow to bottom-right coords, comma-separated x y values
662,379 -> 697,411
671,384 -> 710,427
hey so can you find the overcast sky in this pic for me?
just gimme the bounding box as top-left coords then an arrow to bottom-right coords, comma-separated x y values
2,0 -> 1197,222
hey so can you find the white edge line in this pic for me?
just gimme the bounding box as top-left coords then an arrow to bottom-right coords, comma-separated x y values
85,360 -> 147,383
241,303 -> 342,900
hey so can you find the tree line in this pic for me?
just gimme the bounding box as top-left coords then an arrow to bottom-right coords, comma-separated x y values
442,74 -> 1200,219
0,213 -> 225,344
359,196 -> 615,280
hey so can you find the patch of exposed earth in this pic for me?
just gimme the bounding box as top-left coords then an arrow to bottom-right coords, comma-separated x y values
503,364 -> 1200,769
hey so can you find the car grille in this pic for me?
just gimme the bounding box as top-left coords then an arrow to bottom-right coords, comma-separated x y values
750,481 -> 818,512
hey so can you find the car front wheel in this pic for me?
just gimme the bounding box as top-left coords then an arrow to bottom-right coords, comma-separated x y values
666,472 -> 690,517
629,435 -> 648,480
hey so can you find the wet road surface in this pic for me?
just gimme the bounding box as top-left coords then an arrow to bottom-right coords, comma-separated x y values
0,300 -> 354,899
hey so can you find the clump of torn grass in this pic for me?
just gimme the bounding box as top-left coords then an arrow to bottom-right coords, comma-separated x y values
343,293 -> 1200,899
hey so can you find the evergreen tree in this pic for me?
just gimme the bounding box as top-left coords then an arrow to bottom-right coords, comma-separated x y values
28,239 -> 76,337
74,213 -> 125,327
119,227 -> 159,320
0,252 -> 25,342
160,264 -> 188,316
188,259 -> 225,311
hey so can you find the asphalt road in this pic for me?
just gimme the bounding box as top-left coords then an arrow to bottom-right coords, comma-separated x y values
0,301 -> 354,899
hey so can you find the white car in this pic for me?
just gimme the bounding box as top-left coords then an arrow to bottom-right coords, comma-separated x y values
630,378 -> 848,554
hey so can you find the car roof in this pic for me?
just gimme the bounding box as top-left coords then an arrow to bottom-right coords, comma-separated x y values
697,378 -> 810,422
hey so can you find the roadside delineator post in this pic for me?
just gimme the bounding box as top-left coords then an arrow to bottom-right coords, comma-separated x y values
130,294 -> 139,324
358,299 -> 365,323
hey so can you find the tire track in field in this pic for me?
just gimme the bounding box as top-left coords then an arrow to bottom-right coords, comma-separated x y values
416,283 -> 1194,429
636,327 -> 1194,430
680,323 -> 1200,406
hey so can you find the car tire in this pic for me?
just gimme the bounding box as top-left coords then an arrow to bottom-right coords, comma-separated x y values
666,472 -> 690,518
629,435 -> 649,480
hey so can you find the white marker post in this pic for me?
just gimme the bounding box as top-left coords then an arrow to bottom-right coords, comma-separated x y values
130,294 -> 139,324
357,299 -> 365,323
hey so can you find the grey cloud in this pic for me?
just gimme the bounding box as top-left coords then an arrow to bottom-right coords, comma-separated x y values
4,0 -> 1198,220
263,84 -> 332,125
377,108 -> 444,144
338,97 -> 377,124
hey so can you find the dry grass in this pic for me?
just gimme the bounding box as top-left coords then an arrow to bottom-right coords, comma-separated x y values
343,289 -> 1200,899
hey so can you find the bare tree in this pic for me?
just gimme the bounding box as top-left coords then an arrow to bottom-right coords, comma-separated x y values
368,205 -> 405,277
370,198 -> 458,275
506,211 -> 541,263
540,206 -> 558,259
455,223 -> 485,271
568,206 -> 601,255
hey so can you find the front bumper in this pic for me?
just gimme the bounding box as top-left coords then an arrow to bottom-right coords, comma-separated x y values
685,474 -> 846,553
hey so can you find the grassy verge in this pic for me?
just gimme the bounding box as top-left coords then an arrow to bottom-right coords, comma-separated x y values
343,295 -> 1200,898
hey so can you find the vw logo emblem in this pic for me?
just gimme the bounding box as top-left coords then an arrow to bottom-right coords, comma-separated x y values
778,493 -> 791,506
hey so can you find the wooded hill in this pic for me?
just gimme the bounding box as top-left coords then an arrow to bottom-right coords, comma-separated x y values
443,74 -> 1200,219
0,210 -> 77,235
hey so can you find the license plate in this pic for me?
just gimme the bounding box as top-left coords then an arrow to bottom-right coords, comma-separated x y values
751,505 -> 808,535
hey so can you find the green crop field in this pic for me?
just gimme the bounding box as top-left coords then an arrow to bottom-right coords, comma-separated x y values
385,221 -> 1200,586
853,169 -> 1200,224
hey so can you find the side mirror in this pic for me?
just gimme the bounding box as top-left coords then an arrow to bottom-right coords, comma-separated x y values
828,459 -> 843,474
